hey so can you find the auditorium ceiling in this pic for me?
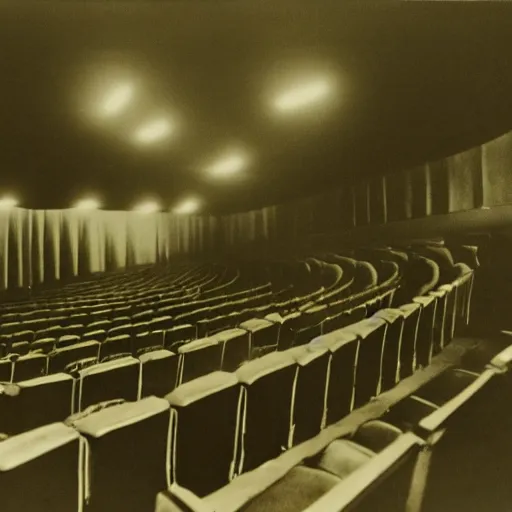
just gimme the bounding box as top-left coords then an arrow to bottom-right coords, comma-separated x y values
1,1 -> 512,214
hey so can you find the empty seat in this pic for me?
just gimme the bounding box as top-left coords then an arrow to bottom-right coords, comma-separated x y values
82,329 -> 107,343
0,423 -> 83,512
10,341 -> 29,356
64,323 -> 85,338
0,373 -> 75,435
77,356 -> 140,412
343,318 -> 388,408
429,288 -> 448,354
57,334 -> 80,348
10,330 -> 35,345
398,303 -> 421,379
303,433 -> 424,512
149,315 -> 173,332
413,295 -> 437,368
87,319 -> 112,332
133,330 -> 165,355
351,420 -> 403,453
177,338 -> 223,385
287,345 -> 330,445
373,309 -> 404,392
309,330 -> 359,424
235,352 -> 298,473
165,324 -> 196,349
239,465 -> 341,512
71,397 -> 171,512
215,328 -> 251,372
166,371 -> 243,496
240,318 -> 280,357
308,438 -> 375,479
48,341 -> 100,374
139,349 -> 180,398
12,353 -> 47,381
99,334 -> 132,361
34,325 -> 63,341
30,337 -> 56,354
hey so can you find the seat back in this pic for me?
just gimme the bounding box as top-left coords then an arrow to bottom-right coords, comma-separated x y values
343,318 -> 387,408
0,423 -> 83,512
12,353 -> 47,382
373,309 -> 404,392
215,328 -> 251,372
72,397 -> 171,512
303,433 -> 423,512
235,352 -> 298,473
166,371 -> 243,497
413,295 -> 436,368
77,356 -> 140,412
99,334 -> 132,361
48,341 -> 100,374
177,338 -> 223,385
309,330 -> 359,424
287,345 -> 330,445
397,303 -> 421,379
139,349 -> 179,398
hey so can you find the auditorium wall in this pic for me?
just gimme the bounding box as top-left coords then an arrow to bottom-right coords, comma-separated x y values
219,130 -> 512,249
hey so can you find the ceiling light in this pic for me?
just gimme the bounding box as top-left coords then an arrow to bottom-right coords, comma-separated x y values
133,200 -> 160,214
98,82 -> 134,118
133,118 -> 173,145
207,152 -> 247,178
0,197 -> 19,210
273,78 -> 332,112
173,198 -> 201,215
73,198 -> 100,210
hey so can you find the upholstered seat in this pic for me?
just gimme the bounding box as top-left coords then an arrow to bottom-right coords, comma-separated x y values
100,334 -> 133,361
397,303 -> 422,379
48,340 -> 100,374
12,353 -> 47,382
374,309 -> 405,391
286,345 -> 330,445
351,420 -> 403,453
0,423 -> 83,512
309,330 -> 359,424
72,397 -> 171,512
139,349 -> 179,398
177,337 -> 223,384
77,356 -> 140,412
343,318 -> 388,407
166,371 -> 243,496
236,352 -> 298,473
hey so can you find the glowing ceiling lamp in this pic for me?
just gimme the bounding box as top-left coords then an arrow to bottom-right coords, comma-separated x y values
133,118 -> 173,145
0,197 -> 19,210
97,82 -> 135,118
173,197 -> 201,215
133,200 -> 161,214
273,78 -> 332,113
73,198 -> 101,210
206,152 -> 247,178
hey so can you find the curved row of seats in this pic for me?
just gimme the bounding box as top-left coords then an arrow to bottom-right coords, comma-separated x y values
0,242 -> 479,512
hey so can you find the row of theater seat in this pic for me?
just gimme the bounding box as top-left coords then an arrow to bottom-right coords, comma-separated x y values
0,253 -> 475,511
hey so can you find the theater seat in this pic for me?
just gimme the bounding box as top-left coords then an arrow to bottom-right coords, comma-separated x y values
343,318 -> 388,407
351,420 -> 403,453
48,341 -> 100,374
239,466 -> 341,512
398,303 -> 421,379
12,353 -> 47,381
308,439 -> 375,479
71,397 -> 171,512
286,345 -> 330,445
76,356 -> 140,412
0,423 -> 83,512
139,349 -> 179,398
239,318 -> 280,357
236,352 -> 298,473
166,371 -> 243,497
309,330 -> 359,424
215,328 -> 251,372
177,338 -> 223,385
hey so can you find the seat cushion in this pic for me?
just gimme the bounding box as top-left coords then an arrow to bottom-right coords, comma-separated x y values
240,466 -> 341,512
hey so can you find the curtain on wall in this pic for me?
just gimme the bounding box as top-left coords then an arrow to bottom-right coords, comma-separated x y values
219,130 -> 512,248
0,209 -> 218,291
